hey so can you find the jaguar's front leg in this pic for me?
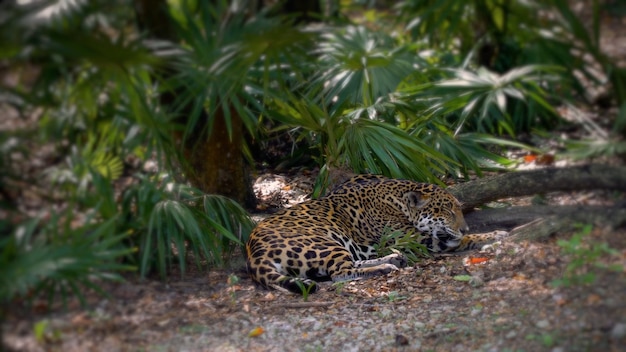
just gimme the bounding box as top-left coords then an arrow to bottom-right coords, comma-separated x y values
456,230 -> 509,251
354,252 -> 407,269
330,252 -> 406,282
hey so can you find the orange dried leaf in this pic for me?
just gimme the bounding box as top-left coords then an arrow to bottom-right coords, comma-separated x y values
469,257 -> 490,264
524,154 -> 537,163
248,327 -> 265,337
586,294 -> 601,305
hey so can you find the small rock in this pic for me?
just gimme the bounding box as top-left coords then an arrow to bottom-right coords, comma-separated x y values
505,331 -> 517,339
536,320 -> 550,329
610,323 -> 626,339
380,308 -> 392,319
469,275 -> 484,287
495,317 -> 508,324
395,334 -> 409,346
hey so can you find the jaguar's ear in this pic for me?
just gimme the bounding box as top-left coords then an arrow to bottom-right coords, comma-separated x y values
405,191 -> 430,209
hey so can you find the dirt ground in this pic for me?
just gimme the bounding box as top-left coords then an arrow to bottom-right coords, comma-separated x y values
3,2 -> 626,351
3,169 -> 626,352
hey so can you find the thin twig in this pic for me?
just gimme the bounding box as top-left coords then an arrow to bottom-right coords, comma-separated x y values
277,301 -> 334,309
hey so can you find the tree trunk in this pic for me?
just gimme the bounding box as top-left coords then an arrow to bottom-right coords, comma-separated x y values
134,0 -> 255,208
184,105 -> 256,207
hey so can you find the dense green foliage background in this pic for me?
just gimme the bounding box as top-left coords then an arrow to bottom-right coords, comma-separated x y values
0,0 -> 624,305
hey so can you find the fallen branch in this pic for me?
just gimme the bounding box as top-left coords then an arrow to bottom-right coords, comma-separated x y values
449,164 -> 626,211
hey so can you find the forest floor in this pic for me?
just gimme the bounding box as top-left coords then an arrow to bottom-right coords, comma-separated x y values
3,3 -> 626,352
3,167 -> 626,352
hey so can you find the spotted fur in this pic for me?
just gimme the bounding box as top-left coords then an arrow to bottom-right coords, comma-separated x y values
246,175 -> 500,293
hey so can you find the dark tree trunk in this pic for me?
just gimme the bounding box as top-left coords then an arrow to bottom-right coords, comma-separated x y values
134,0 -> 256,208
184,105 -> 256,207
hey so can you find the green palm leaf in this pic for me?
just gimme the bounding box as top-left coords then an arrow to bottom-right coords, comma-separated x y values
312,25 -> 420,108
340,118 -> 451,182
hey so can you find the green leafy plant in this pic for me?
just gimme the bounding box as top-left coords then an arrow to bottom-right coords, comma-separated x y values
526,332 -> 560,348
33,319 -> 61,344
265,25 -> 455,192
374,228 -> 430,266
332,281 -> 347,295
551,224 -> 622,287
2,0 -> 624,310
120,175 -> 254,280
396,0 -> 626,106
311,25 -> 419,109
404,65 -> 562,135
0,1 -> 260,308
227,274 -> 241,305
0,212 -> 134,306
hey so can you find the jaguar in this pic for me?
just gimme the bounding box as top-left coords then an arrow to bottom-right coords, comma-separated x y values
246,174 -> 503,293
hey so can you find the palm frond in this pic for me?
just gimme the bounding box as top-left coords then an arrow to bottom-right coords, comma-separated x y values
137,179 -> 254,279
0,213 -> 134,305
311,25 -> 420,109
165,0 -> 311,141
403,65 -> 562,135
340,118 -> 451,183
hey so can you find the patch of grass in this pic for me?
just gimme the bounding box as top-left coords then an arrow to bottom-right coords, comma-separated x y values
374,228 -> 430,265
385,291 -> 407,302
227,274 -> 240,305
332,281 -> 346,295
293,280 -> 316,302
552,224 -> 622,287
525,332 -> 560,348
178,324 -> 208,334
33,320 -> 61,344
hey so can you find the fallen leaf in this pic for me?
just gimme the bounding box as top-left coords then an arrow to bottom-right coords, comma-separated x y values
71,313 -> 90,326
248,327 -> 265,337
524,154 -> 537,163
524,153 -> 554,165
333,321 -> 348,327
453,275 -> 472,282
468,257 -> 490,265
586,294 -> 602,305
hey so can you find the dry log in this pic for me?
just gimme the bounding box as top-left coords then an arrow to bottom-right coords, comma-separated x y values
448,164 -> 626,212
448,164 -> 626,242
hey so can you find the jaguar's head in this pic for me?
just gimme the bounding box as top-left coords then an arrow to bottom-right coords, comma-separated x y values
402,184 -> 468,247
